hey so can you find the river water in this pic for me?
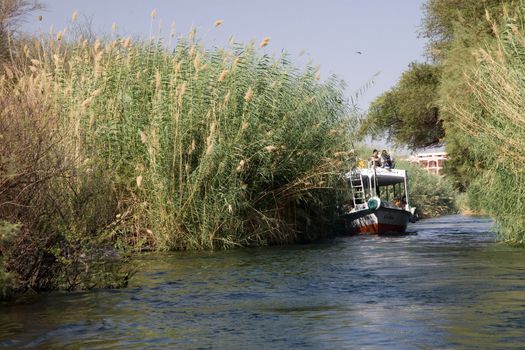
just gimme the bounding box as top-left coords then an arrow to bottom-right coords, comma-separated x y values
1,215 -> 525,349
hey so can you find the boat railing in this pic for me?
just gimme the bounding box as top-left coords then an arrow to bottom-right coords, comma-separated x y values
348,168 -> 366,207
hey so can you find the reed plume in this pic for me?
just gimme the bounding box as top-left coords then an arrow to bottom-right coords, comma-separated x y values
3,26 -> 354,252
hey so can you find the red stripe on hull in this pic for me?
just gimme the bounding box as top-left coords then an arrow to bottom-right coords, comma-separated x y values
344,207 -> 411,235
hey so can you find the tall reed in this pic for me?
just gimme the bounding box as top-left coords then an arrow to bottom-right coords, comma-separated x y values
0,60 -> 132,294
445,2 -> 525,244
9,29 -> 354,251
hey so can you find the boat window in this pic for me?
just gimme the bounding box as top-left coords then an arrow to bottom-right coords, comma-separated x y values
379,185 -> 395,201
378,183 -> 407,204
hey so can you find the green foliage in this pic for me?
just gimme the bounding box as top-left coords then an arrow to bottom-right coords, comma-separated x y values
361,0 -> 525,244
360,62 -> 443,149
0,220 -> 18,300
397,160 -> 457,218
2,29 -> 355,257
361,0 -> 524,245
0,260 -> 13,300
42,35 -> 352,250
444,1 -> 525,244
363,0 -> 515,185
421,0 -> 511,60
418,0 -> 516,191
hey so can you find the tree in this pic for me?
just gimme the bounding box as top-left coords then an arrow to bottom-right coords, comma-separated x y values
421,0 -> 512,61
360,62 -> 443,150
360,0 -> 514,157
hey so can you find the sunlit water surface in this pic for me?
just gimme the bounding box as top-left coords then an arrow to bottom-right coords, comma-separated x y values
1,215 -> 525,349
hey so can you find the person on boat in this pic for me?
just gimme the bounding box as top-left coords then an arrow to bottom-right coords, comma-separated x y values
393,196 -> 408,209
370,149 -> 381,167
401,195 -> 408,210
381,150 -> 393,169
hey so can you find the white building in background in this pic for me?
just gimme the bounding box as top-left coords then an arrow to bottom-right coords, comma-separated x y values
409,152 -> 447,175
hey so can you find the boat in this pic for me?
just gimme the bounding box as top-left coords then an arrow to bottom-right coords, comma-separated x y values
340,165 -> 416,234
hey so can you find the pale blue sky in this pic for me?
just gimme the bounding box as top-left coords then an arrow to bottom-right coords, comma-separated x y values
23,0 -> 426,110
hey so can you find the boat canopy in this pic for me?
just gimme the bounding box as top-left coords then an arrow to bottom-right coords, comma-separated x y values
345,168 -> 407,187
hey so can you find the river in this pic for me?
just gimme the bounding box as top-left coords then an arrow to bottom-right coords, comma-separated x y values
1,215 -> 524,349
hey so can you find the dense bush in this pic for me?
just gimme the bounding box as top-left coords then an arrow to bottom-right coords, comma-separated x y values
0,220 -> 18,299
397,160 -> 457,218
0,64 -> 132,297
360,63 -> 444,149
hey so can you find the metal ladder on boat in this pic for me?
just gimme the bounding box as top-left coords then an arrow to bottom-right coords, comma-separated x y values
349,169 -> 366,206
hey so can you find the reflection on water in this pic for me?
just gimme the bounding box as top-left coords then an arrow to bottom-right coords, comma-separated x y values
1,215 -> 525,349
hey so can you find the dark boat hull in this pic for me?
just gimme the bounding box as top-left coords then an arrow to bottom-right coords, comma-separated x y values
344,206 -> 411,234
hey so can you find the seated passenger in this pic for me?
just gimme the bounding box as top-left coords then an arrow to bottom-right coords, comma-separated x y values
401,196 -> 408,210
370,149 -> 381,167
381,150 -> 393,169
393,196 -> 408,209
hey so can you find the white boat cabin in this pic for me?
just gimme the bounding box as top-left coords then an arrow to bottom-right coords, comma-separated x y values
344,167 -> 411,211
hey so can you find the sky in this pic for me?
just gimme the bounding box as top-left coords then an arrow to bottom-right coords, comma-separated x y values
22,0 -> 427,111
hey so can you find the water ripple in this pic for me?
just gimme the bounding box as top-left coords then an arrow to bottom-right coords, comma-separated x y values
2,215 -> 525,349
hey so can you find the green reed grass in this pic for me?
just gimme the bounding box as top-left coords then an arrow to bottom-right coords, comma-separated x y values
444,2 -> 525,245
14,30 -> 354,251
